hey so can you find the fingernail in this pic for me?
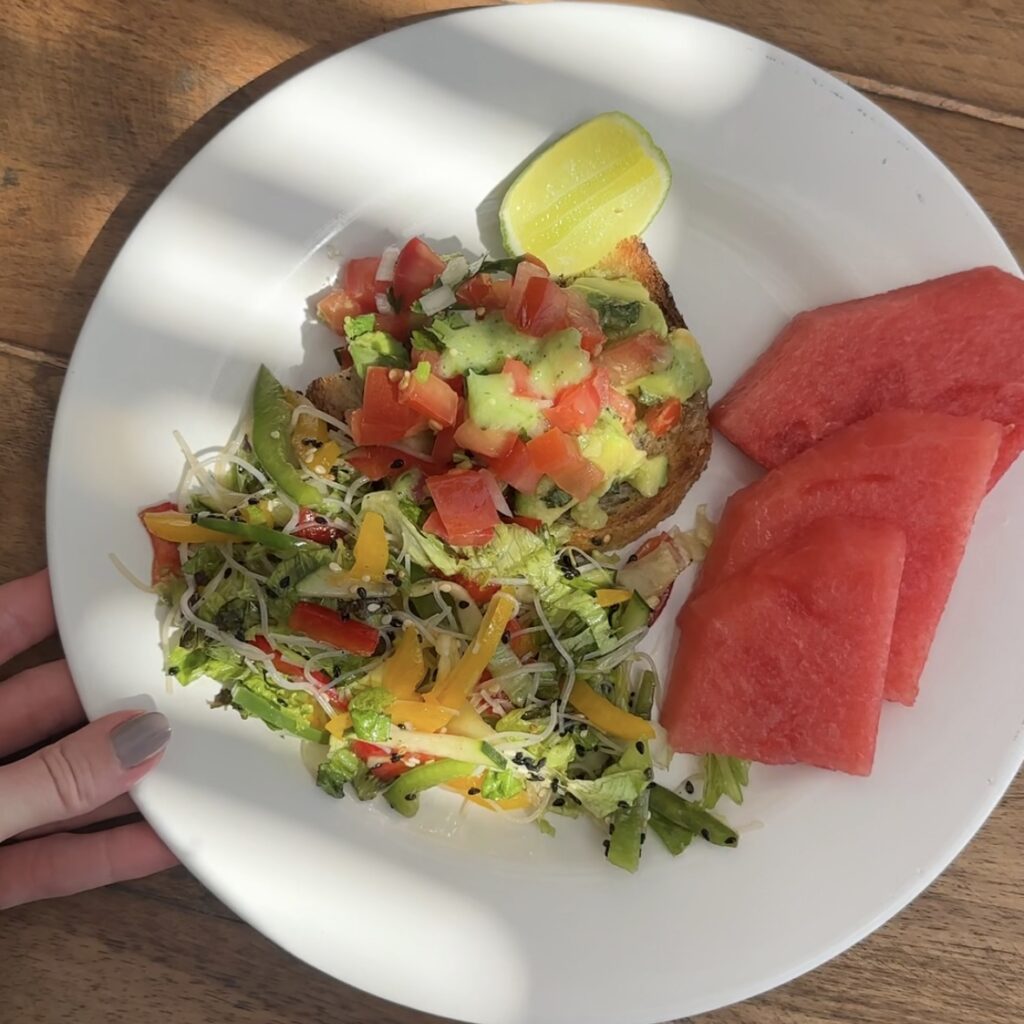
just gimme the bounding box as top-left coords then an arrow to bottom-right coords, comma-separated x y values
111,712 -> 171,769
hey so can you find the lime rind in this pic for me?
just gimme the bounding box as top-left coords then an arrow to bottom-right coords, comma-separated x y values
498,112 -> 671,275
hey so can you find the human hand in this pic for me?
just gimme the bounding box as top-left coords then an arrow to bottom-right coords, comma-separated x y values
0,570 -> 177,909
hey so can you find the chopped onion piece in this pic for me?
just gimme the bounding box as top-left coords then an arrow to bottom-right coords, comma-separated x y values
375,291 -> 394,315
455,309 -> 477,324
418,284 -> 457,316
480,470 -> 512,518
440,255 -> 469,287
375,243 -> 401,283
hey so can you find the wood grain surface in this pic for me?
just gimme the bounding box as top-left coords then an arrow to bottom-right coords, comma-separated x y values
0,2 -> 1021,1022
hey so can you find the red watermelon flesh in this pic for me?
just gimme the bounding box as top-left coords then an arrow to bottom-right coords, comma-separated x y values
694,410 -> 1000,705
712,266 -> 1024,487
662,517 -> 906,775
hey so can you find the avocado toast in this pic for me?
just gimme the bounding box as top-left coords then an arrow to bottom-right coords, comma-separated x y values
309,236 -> 711,552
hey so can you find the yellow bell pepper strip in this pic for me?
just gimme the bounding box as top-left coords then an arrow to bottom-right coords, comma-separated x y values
595,588 -> 633,608
252,365 -> 323,507
291,411 -> 329,460
444,775 -> 532,811
567,679 -> 656,742
345,511 -> 389,581
381,626 -> 426,699
430,592 -> 518,709
142,510 -> 233,545
445,703 -> 496,740
308,440 -> 342,477
389,700 -> 456,733
325,712 -> 353,739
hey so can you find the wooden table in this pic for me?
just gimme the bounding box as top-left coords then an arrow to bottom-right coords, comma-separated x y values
1,1 -> 1022,1021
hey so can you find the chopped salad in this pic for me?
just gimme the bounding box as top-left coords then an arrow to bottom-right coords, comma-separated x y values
133,238 -> 744,872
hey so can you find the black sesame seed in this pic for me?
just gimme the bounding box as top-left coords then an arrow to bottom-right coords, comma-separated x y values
266,588 -> 278,599
404,793 -> 417,801
390,753 -> 401,763
357,587 -> 368,599
279,576 -> 291,589
223,567 -> 233,578
458,600 -> 470,609
390,459 -> 405,469
634,740 -> 645,754
617,800 -> 629,810
608,824 -> 616,835
724,836 -> 737,846
700,828 -> 710,841
468,787 -> 481,796
553,797 -> 566,807
535,757 -> 546,769
627,553 -> 638,563
248,497 -> 259,505
315,515 -> 328,525
602,839 -> 610,855
575,745 -> 586,757
549,779 -> 559,791
684,780 -> 695,795
512,752 -> 525,764
640,832 -> 647,845
591,537 -> 603,547
501,630 -> 511,644
190,513 -> 199,524
167,666 -> 179,676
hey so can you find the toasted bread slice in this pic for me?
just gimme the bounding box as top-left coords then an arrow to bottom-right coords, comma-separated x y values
566,237 -> 711,551
306,237 -> 711,552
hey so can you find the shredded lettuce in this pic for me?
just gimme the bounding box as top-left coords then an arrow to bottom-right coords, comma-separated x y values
460,526 -> 615,652
565,771 -> 648,820
362,491 -> 458,575
480,769 -> 525,801
349,686 -> 394,742
316,739 -> 362,798
343,314 -> 376,339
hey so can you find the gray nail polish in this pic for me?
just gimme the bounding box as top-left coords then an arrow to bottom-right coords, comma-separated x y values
111,712 -> 171,768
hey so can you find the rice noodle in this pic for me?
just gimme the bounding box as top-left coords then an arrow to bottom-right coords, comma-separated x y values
109,553 -> 156,593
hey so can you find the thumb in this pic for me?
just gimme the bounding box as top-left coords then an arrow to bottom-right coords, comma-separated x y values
0,711 -> 170,842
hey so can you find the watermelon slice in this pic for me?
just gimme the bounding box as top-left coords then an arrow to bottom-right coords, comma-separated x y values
663,517 -> 906,775
712,266 -> 1024,486
694,410 -> 1000,705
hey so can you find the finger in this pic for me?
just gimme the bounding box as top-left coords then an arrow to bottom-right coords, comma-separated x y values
0,822 -> 177,910
0,570 -> 55,666
0,711 -> 170,842
0,660 -> 84,758
14,794 -> 137,840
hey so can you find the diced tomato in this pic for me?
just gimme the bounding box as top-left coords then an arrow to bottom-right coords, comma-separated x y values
457,273 -> 512,311
139,501 -> 182,585
374,310 -> 426,343
369,760 -> 410,781
423,509 -> 495,548
544,376 -> 602,434
450,574 -> 500,604
356,366 -> 428,445
411,348 -> 442,374
502,358 -> 543,398
453,419 -> 517,459
351,740 -> 391,762
317,290 -> 364,333
345,446 -> 439,481
398,370 -> 459,428
288,602 -> 381,657
431,427 -> 459,467
426,469 -> 501,542
565,289 -> 606,355
291,507 -> 343,545
510,276 -> 569,338
504,261 -> 548,327
489,438 -> 543,494
393,238 -> 445,307
509,515 -> 543,530
526,428 -> 604,502
341,257 -> 381,310
251,635 -> 333,687
595,331 -> 673,386
591,368 -> 637,431
644,397 -> 682,437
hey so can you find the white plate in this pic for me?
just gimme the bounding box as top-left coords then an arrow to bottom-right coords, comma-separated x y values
47,5 -> 1024,1023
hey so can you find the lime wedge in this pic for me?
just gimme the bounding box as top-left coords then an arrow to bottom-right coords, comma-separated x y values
498,112 -> 671,276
